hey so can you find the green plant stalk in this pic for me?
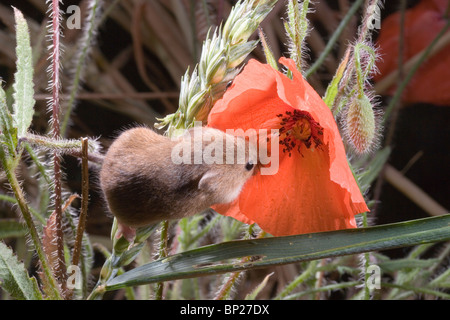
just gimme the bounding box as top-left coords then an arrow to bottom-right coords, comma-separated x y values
155,220 -> 169,300
305,0 -> 364,78
0,219 -> 27,239
275,259 -> 318,299
284,281 -> 360,300
361,212 -> 372,300
428,243 -> 450,286
0,194 -> 46,225
331,0 -> 380,112
23,143 -> 52,186
214,267 -> 244,300
189,214 -> 221,246
381,282 -> 450,299
214,224 -> 260,300
430,267 -> 450,288
23,133 -> 99,154
72,138 -> 89,268
87,222 -> 158,299
353,43 -> 377,98
0,147 -> 62,299
245,272 -> 273,300
385,243 -> 435,299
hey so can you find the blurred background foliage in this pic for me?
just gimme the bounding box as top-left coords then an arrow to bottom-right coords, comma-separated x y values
0,0 -> 449,299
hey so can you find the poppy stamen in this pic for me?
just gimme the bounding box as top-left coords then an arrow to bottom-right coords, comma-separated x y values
277,110 -> 324,156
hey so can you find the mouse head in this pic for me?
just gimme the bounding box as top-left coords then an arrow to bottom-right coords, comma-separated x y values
200,127 -> 257,204
173,126 -> 257,205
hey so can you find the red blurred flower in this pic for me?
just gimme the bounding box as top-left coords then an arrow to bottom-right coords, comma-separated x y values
207,57 -> 368,236
374,0 -> 450,105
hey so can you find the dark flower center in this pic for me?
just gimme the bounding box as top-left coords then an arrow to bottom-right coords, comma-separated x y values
277,109 -> 324,156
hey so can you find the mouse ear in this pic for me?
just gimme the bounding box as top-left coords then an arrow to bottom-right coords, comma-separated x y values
198,171 -> 218,191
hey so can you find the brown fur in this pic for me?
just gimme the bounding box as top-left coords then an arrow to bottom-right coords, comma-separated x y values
100,127 -> 256,228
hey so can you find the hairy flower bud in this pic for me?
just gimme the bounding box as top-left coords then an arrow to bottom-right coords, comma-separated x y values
344,94 -> 377,154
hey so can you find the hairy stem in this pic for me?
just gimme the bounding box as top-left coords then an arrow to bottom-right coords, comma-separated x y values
0,146 -> 62,299
49,0 -> 67,295
72,138 -> 90,267
305,0 -> 364,78
155,220 -> 169,300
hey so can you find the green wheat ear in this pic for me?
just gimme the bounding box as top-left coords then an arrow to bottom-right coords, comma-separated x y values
156,0 -> 277,137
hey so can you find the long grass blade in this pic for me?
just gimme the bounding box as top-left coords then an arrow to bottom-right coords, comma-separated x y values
105,215 -> 450,291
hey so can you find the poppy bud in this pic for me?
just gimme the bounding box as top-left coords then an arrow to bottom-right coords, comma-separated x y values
344,94 -> 377,154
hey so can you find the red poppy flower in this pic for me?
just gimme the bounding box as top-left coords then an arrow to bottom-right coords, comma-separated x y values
374,0 -> 450,105
207,57 -> 369,236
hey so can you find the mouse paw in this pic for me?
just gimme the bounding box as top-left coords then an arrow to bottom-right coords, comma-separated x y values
116,223 -> 136,243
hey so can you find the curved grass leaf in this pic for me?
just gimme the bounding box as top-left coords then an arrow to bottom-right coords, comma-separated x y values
356,146 -> 391,188
105,215 -> 450,291
0,219 -> 27,239
12,8 -> 35,137
0,241 -> 43,300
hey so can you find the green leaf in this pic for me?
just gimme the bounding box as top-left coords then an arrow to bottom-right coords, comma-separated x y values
0,241 -> 43,300
12,7 -> 35,137
323,51 -> 350,109
357,146 -> 391,188
0,219 -> 27,239
258,29 -> 278,71
105,215 -> 450,291
245,272 -> 273,300
0,86 -> 18,154
378,258 -> 439,273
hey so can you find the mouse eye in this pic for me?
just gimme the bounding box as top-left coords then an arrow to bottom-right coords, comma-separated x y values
245,161 -> 254,171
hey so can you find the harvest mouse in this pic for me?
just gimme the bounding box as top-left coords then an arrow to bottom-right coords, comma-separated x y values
100,126 -> 257,240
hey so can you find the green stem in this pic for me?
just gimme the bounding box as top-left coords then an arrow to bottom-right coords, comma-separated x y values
0,147 -> 62,300
305,0 -> 365,78
155,220 -> 169,300
0,194 -> 46,225
215,268 -> 243,300
214,225 -> 261,300
361,212 -> 372,300
381,282 -> 450,299
283,281 -> 360,300
428,243 -> 450,285
72,138 -> 89,267
275,260 -> 318,299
